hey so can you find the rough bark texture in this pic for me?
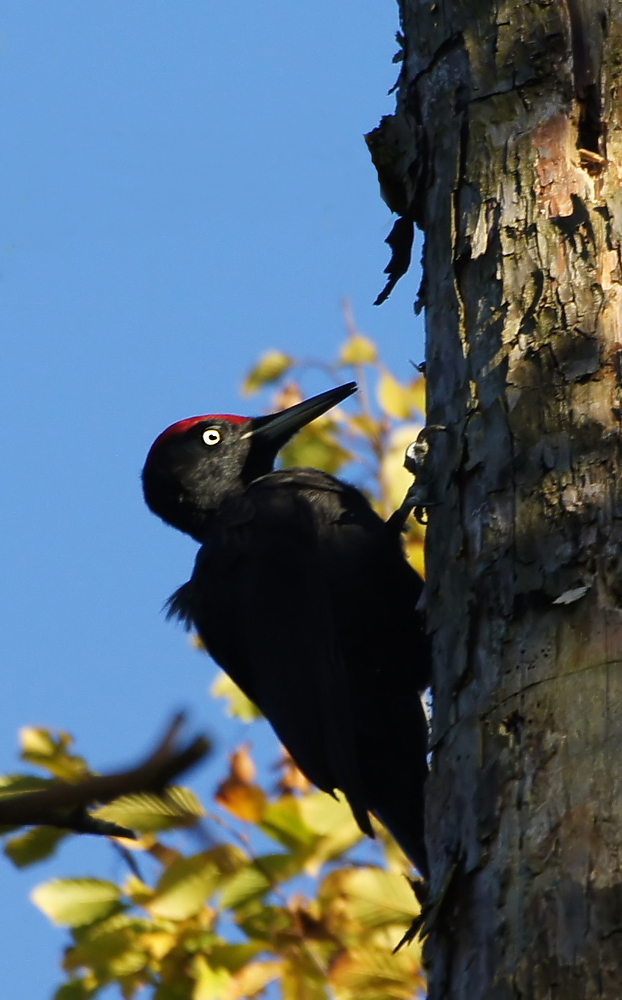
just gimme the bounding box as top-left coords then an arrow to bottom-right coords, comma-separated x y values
369,2 -> 622,997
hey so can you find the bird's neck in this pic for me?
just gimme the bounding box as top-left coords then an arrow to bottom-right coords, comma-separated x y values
175,478 -> 248,542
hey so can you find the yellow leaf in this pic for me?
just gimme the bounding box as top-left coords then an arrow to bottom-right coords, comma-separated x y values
19,728 -> 88,781
380,423 -> 422,515
211,672 -> 262,722
242,351 -> 291,396
215,779 -> 267,823
329,943 -> 424,998
349,414 -> 382,440
227,960 -> 282,1000
408,375 -> 426,415
193,954 -> 231,1000
319,867 -> 420,939
298,793 -> 363,875
403,530 -> 425,577
32,878 -> 120,927
377,372 -> 425,420
123,874 -> 154,906
260,796 -> 317,850
148,847 -> 245,920
339,334 -> 378,366
141,931 -> 176,961
94,787 -> 205,833
281,955 -> 328,1000
279,422 -> 351,475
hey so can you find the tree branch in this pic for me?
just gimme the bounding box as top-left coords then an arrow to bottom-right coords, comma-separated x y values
0,714 -> 210,837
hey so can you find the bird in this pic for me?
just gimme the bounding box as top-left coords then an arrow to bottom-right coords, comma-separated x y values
142,382 -> 430,877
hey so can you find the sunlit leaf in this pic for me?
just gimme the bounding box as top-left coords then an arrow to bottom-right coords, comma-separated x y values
65,930 -> 147,979
242,351 -> 291,396
281,954 -> 328,1000
19,728 -> 88,781
329,944 -> 425,999
319,868 -> 419,937
216,779 -> 267,823
219,854 -> 299,910
191,954 -> 232,1000
65,912 -> 164,967
0,774 -> 53,795
4,825 -> 68,868
32,878 -> 122,927
403,529 -> 425,577
227,959 -> 282,1000
260,796 -> 318,851
207,943 -> 263,973
377,372 -> 424,420
279,424 -> 352,475
148,847 -> 246,920
93,788 -> 205,833
276,751 -> 312,795
141,931 -> 179,962
211,673 -> 261,722
297,793 -> 362,874
124,874 -> 156,907
339,334 -> 378,366
216,745 -> 267,822
380,422 -> 422,514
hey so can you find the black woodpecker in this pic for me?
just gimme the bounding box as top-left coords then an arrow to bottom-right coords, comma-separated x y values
142,382 -> 430,877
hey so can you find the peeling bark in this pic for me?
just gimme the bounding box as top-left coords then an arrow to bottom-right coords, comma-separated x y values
370,2 -> 622,996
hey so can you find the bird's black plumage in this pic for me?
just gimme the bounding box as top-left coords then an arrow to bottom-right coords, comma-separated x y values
142,383 -> 430,876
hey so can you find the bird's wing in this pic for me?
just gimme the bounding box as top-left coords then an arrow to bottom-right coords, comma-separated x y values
170,473 -> 373,836
269,469 -> 431,875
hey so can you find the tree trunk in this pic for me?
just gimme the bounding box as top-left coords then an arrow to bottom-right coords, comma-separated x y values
369,2 -> 622,996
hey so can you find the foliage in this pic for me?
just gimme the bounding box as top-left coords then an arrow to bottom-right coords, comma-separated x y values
2,315 -> 426,999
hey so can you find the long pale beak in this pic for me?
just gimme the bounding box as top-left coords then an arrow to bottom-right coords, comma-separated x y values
247,382 -> 357,445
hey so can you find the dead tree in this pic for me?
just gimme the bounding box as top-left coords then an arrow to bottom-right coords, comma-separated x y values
368,2 -> 622,996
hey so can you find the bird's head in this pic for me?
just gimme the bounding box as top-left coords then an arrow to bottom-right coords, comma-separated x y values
142,382 -> 356,540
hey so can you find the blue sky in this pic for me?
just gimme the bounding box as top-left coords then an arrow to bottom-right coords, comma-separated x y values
0,3 -> 425,995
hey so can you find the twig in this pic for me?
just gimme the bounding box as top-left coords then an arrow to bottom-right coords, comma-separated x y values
0,714 -> 210,837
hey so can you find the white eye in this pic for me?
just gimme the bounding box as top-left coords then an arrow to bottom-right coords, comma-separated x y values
202,428 -> 221,446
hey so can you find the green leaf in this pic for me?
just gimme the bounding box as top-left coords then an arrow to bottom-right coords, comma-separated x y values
242,351 -> 291,395
329,944 -> 424,999
192,954 -> 231,1000
297,793 -> 362,873
226,959 -> 282,1000
4,825 -> 68,868
19,727 -> 88,781
207,942 -> 263,973
153,981 -> 194,1000
148,846 -> 246,920
93,788 -> 205,833
236,904 -> 293,943
210,672 -> 262,722
67,926 -> 147,979
260,796 -> 318,851
32,878 -> 122,927
281,955 -> 328,1000
53,980 -> 95,1000
220,854 -> 299,910
0,774 -> 54,795
320,868 -> 419,931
